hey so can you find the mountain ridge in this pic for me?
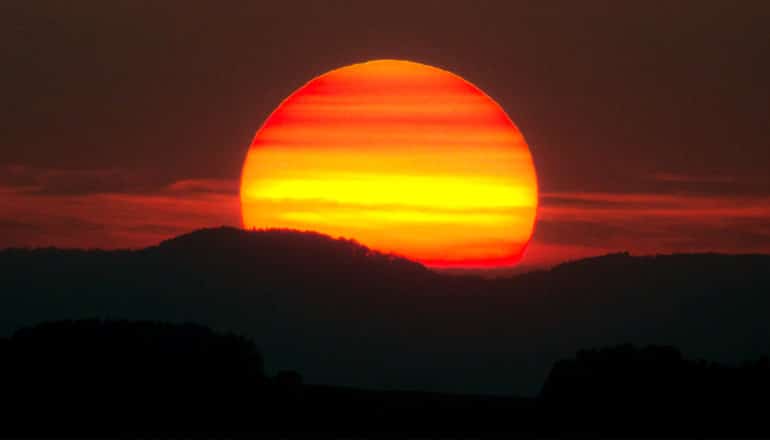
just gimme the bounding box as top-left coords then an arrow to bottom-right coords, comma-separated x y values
6,225 -> 769,279
1,227 -> 769,395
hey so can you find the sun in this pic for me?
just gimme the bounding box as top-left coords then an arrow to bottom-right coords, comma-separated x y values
240,59 -> 538,268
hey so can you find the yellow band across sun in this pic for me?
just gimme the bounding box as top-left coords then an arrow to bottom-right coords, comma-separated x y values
240,60 -> 538,267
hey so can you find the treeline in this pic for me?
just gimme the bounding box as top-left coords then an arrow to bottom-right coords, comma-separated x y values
543,344 -> 770,402
0,320 -> 299,434
1,320 -> 769,435
541,344 -> 770,435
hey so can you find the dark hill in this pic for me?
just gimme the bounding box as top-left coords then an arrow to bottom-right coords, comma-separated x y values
1,227 -> 769,395
153,226 -> 429,277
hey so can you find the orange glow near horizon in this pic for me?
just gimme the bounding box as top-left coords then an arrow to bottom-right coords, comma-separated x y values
241,60 -> 538,267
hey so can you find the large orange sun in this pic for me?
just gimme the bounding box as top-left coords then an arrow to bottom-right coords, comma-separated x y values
240,59 -> 538,268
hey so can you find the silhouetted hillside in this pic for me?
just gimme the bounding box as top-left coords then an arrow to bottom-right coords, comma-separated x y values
154,227 -> 430,279
1,227 -> 769,397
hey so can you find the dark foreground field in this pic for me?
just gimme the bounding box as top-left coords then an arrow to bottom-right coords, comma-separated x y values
1,320 -> 767,437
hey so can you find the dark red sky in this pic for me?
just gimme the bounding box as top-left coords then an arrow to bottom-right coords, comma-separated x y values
1,0 -> 769,267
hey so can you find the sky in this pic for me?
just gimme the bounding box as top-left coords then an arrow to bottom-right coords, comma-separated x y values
1,0 -> 769,268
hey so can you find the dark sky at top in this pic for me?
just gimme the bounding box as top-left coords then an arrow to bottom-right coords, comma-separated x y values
1,0 -> 769,266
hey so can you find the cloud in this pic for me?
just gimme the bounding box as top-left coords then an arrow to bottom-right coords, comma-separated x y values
651,172 -> 737,184
640,172 -> 770,197
532,191 -> 770,264
164,178 -> 239,195
0,183 -> 240,249
0,164 -> 164,195
0,164 -> 241,197
539,192 -> 770,221
0,165 -> 237,249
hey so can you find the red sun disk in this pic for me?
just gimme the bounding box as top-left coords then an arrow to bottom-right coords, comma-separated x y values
241,59 -> 538,268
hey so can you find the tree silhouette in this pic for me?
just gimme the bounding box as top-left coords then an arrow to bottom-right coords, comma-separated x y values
2,319 -> 268,433
540,344 -> 770,436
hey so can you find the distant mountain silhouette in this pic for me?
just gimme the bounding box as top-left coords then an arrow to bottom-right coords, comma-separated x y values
154,227 -> 429,278
1,227 -> 769,397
